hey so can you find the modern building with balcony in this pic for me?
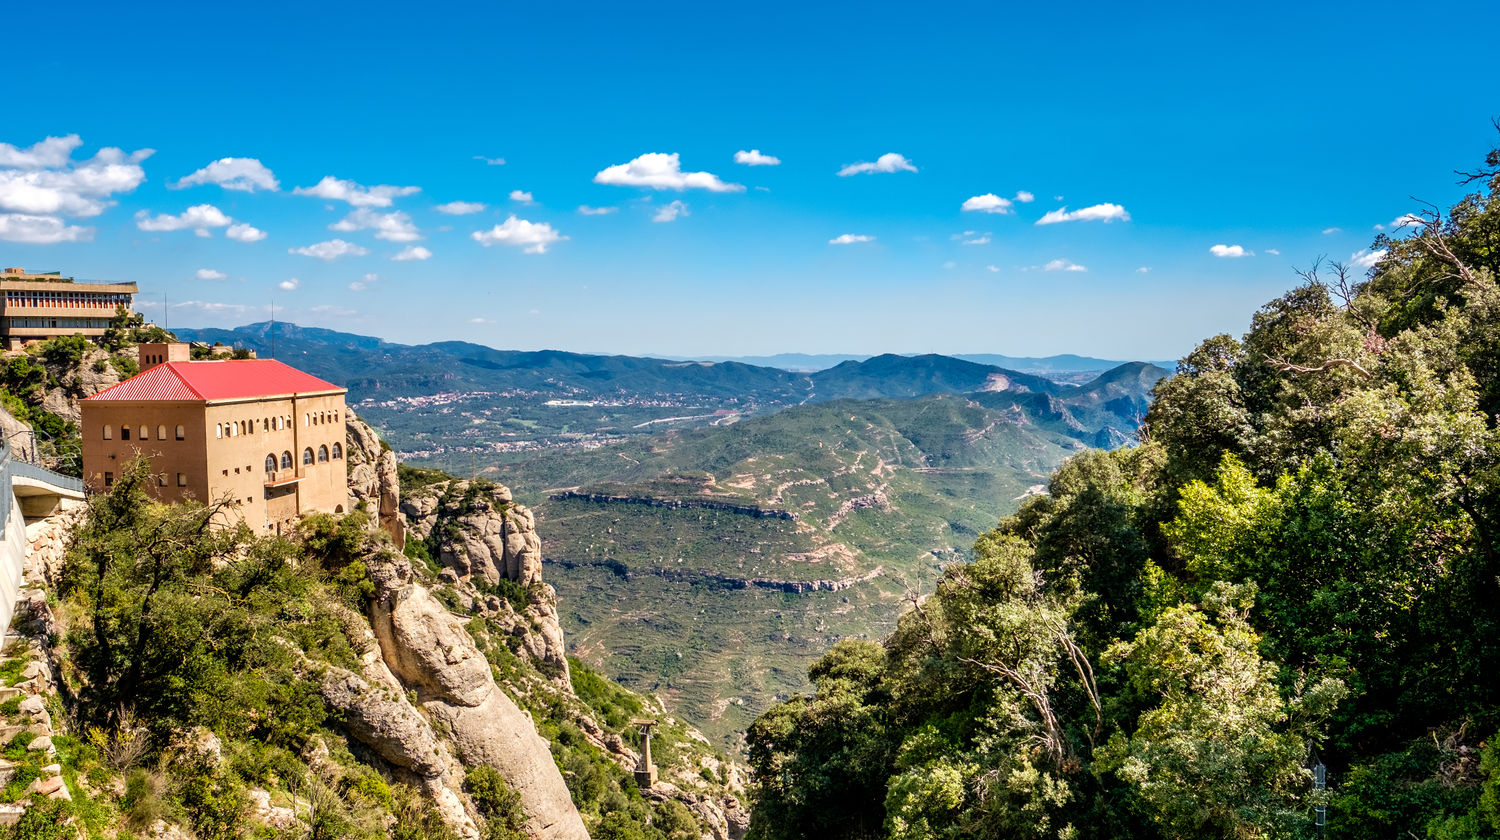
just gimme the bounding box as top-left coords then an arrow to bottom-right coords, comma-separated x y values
80,343 -> 349,534
0,266 -> 138,349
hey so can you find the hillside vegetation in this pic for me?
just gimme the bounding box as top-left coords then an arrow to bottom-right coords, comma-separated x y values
742,142 -> 1500,839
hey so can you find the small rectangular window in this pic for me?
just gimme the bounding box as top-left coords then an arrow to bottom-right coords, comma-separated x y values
104,472 -> 114,487
177,473 -> 187,487
121,426 -> 131,440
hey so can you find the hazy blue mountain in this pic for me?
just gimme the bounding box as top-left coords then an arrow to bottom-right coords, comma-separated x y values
667,352 -> 1177,373
808,353 -> 1064,400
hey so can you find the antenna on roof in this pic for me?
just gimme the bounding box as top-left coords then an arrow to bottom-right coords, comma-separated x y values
270,297 -> 276,360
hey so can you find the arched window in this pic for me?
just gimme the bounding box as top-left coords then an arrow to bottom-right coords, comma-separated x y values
103,425 -> 112,440
265,454 -> 276,472
139,425 -> 148,440
331,443 -> 342,459
121,426 -> 131,440
335,505 -> 344,514
318,445 -> 329,462
280,451 -> 293,470
157,425 -> 167,440
303,447 -> 314,465
176,425 -> 185,440
216,424 -> 222,439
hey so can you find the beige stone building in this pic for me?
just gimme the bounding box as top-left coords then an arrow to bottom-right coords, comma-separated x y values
0,267 -> 138,349
81,344 -> 350,533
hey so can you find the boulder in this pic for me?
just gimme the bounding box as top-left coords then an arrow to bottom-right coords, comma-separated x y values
345,412 -> 405,547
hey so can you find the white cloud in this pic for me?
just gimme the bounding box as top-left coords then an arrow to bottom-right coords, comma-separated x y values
349,273 -> 379,291
468,316 -> 493,324
0,135 -> 83,168
942,261 -> 957,269
962,234 -> 991,245
292,175 -> 420,207
1014,190 -> 1034,203
578,205 -> 618,215
829,233 -> 875,245
392,245 -> 432,261
653,200 -> 689,223
279,278 -> 300,291
172,157 -> 279,192
329,208 -> 421,242
1374,213 -> 1425,231
471,215 -> 566,254
594,153 -> 744,192
1322,227 -> 1342,235
435,200 -> 486,215
0,143 -> 153,217
1210,244 -> 1252,258
135,203 -> 233,235
0,213 -> 93,243
1035,203 -> 1130,225
1044,259 -> 1087,272
734,149 -> 781,166
510,189 -> 535,205
290,238 -> 369,261
226,222 -> 266,242
474,155 -> 506,166
1266,248 -> 1281,256
1350,248 -> 1388,269
1136,266 -> 1150,273
837,153 -> 917,177
986,265 -> 1000,273
962,193 -> 1013,214
195,268 -> 227,280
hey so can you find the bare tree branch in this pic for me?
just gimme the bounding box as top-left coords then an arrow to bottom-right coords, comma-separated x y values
1266,355 -> 1373,379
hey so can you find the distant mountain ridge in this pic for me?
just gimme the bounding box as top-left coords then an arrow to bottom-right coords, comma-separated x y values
172,322 -> 1171,407
666,351 -> 1177,373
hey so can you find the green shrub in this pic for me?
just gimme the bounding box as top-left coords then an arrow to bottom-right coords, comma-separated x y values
6,795 -> 76,840
465,766 -> 528,840
109,354 -> 139,379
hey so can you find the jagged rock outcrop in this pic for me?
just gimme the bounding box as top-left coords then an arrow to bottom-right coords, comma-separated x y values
36,347 -> 125,423
345,412 -> 406,548
550,490 -> 797,521
406,480 -> 541,586
363,546 -> 590,840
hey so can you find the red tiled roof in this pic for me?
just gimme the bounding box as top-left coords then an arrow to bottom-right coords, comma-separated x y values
85,360 -> 345,402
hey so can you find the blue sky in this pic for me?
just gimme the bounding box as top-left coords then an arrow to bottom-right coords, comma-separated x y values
3,0 -> 1497,360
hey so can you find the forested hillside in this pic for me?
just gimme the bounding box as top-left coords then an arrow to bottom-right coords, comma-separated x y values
744,142 -> 1500,839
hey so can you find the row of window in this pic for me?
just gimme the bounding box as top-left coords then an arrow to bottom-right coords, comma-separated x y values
4,291 -> 131,309
216,409 -> 342,439
266,444 -> 343,471
5,317 -> 112,329
103,424 -> 185,441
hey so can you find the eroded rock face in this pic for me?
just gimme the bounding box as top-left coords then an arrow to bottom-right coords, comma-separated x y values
403,480 -> 539,586
364,547 -> 589,840
345,413 -> 406,548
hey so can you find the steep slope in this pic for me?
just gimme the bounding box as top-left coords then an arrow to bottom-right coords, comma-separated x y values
808,353 -> 1063,400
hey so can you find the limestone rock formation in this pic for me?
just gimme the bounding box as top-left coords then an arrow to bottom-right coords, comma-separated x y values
345,412 -> 405,547
404,480 -> 540,586
38,347 -> 125,423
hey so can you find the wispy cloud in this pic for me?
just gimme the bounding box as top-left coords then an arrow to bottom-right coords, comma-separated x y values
329,208 -> 421,242
474,155 -> 506,166
289,238 -> 369,261
0,135 -> 84,168
510,189 -> 535,205
1036,203 -> 1130,225
195,268 -> 227,280
279,278 -> 300,291
471,216 -> 566,253
1210,244 -> 1252,258
986,265 -> 1000,273
1044,259 -> 1087,272
1265,248 -> 1281,256
349,273 -> 378,291
1322,227 -> 1342,235
392,245 -> 432,261
837,153 -> 916,177
1135,266 -> 1150,273
172,157 -> 279,192
962,194 -> 1013,214
594,153 -> 743,192
961,233 -> 990,245
1014,191 -> 1034,203
1350,248 -> 1388,269
653,200 -> 689,223
578,205 -> 618,215
829,233 -> 875,245
292,176 -> 419,207
135,204 -> 233,236
734,149 -> 781,166
435,200 -> 486,215
0,213 -> 92,243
